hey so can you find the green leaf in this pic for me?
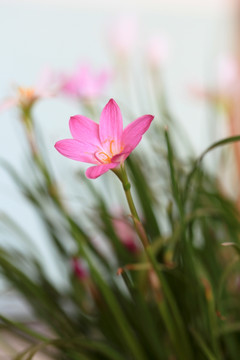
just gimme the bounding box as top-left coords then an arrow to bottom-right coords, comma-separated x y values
126,155 -> 161,240
184,135 -> 240,200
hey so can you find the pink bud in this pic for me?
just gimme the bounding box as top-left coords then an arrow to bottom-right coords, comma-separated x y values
109,16 -> 138,57
217,55 -> 240,96
147,35 -> 169,68
113,217 -> 140,254
72,257 -> 89,280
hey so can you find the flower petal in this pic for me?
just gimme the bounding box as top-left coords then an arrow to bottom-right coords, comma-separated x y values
54,139 -> 98,163
99,99 -> 123,152
86,163 -> 118,179
111,145 -> 133,163
69,115 -> 101,147
0,98 -> 18,112
122,115 -> 154,150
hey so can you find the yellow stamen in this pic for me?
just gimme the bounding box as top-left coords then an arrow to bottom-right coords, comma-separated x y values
109,140 -> 115,156
94,151 -> 111,164
99,152 -> 111,163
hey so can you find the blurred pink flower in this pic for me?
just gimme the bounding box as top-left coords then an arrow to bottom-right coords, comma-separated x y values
147,35 -> 169,68
60,64 -> 111,101
190,53 -> 240,207
113,216 -> 140,253
109,16 -> 138,57
55,98 -> 154,179
217,55 -> 240,96
188,83 -> 217,103
190,54 -> 240,103
0,69 -> 56,112
72,257 -> 89,280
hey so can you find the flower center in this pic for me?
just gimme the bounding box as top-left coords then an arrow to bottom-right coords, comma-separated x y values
94,139 -> 116,164
94,140 -> 124,164
102,139 -> 116,155
94,151 -> 111,164
18,87 -> 35,99
18,87 -> 36,107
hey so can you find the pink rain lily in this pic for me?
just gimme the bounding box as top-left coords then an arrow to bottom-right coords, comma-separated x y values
217,55 -> 240,98
0,86 -> 43,112
109,16 -> 138,58
147,35 -> 169,68
0,68 -> 56,112
113,216 -> 140,253
189,54 -> 240,208
55,99 -> 154,179
189,54 -> 240,106
60,64 -> 111,101
72,257 -> 89,281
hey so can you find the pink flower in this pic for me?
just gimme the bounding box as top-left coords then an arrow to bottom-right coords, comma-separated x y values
109,16 -> 138,58
72,257 -> 89,280
0,68 -> 56,112
60,64 -> 111,101
113,216 -> 140,253
217,55 -> 240,97
147,35 -> 169,68
189,55 -> 240,104
55,99 -> 154,179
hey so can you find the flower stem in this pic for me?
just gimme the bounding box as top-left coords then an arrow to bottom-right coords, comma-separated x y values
113,164 -> 149,249
113,163 -> 193,360
21,108 -> 66,210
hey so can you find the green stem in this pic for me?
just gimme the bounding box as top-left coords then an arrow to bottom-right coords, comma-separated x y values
21,108 -> 66,209
113,164 -> 149,249
113,163 -> 193,360
115,164 -> 139,219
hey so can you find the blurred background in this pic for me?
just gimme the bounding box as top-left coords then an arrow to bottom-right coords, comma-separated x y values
0,0 -> 238,357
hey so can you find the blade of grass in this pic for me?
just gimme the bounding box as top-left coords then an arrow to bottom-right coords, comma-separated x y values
190,328 -> 217,360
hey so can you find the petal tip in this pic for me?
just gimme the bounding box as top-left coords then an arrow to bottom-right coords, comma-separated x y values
107,98 -> 118,107
69,114 -> 77,127
54,141 -> 60,150
85,166 -> 99,179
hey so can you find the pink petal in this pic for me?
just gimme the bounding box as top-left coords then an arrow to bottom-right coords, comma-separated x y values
69,115 -> 101,147
111,145 -> 133,163
217,55 -> 239,91
35,67 -> 56,95
122,115 -> 154,150
99,99 -> 123,152
86,163 -> 118,179
72,258 -> 89,280
147,35 -> 169,66
0,98 -> 18,112
109,16 -> 138,56
54,139 -> 98,164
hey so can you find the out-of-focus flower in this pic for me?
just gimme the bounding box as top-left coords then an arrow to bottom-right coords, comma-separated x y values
190,54 -> 240,107
71,257 -> 89,281
109,16 -> 138,58
147,35 -> 169,68
0,69 -> 56,113
190,54 -> 240,206
217,55 -> 240,98
60,64 -> 111,102
112,216 -> 140,253
55,98 -> 154,179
